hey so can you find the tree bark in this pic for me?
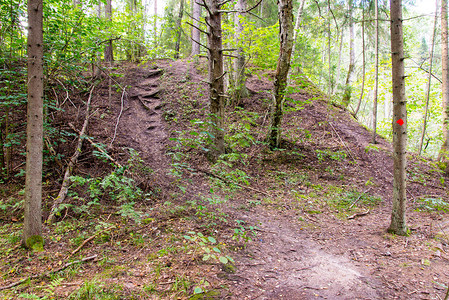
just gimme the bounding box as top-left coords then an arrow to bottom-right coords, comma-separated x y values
287,0 -> 306,86
342,0 -> 354,108
372,0 -> 379,143
23,0 -> 44,249
104,0 -> 113,62
154,0 -> 158,47
233,0 -> 249,103
439,0 -> 449,163
191,0 -> 202,57
419,0 -> 438,155
206,0 -> 225,157
388,0 -> 408,236
269,0 -> 294,149
354,1 -> 365,116
174,0 -> 185,59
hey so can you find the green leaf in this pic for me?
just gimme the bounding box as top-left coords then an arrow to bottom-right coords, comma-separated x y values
213,247 -> 221,253
194,287 -> 203,294
208,236 -> 217,244
219,256 -> 228,264
203,254 -> 210,261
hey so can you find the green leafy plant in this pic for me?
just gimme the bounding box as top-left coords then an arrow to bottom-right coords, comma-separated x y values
183,231 -> 234,264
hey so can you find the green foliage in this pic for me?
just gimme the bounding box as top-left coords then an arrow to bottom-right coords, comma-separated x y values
183,231 -> 234,264
416,197 -> 449,213
232,220 -> 257,246
316,149 -> 347,162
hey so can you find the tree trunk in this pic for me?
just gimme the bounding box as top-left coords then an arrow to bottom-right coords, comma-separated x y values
287,0 -> 306,86
419,0 -> 439,155
154,0 -> 158,47
342,0 -> 354,108
372,0 -> 379,143
23,0 -> 44,249
191,0 -> 202,57
174,0 -> 185,59
439,0 -> 449,163
104,0 -> 113,62
269,0 -> 294,149
206,0 -> 225,157
354,1 -> 365,116
233,0 -> 249,103
388,0 -> 408,236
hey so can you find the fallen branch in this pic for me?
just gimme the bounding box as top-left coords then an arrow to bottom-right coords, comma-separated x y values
69,123 -> 122,168
347,209 -> 370,220
47,86 -> 95,225
68,227 -> 114,258
0,255 -> 97,291
183,166 -> 270,196
348,187 -> 372,209
109,87 -> 126,148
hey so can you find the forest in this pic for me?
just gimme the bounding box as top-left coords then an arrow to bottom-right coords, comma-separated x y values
1,0 -> 449,298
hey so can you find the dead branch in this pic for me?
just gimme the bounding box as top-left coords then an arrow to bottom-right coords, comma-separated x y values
68,123 -> 122,168
348,187 -> 372,209
245,0 -> 263,13
185,10 -> 208,26
186,21 -> 210,35
0,255 -> 97,291
347,209 -> 370,220
109,87 -> 127,148
200,0 -> 213,16
183,166 -> 270,196
68,227 -> 114,258
47,85 -> 95,225
218,0 -> 234,7
191,38 -> 211,51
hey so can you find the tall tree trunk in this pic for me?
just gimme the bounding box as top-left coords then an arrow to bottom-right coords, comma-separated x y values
372,0 -> 379,143
269,0 -> 294,149
206,0 -> 225,157
419,0 -> 439,155
154,0 -> 158,47
23,0 -> 44,249
439,0 -> 449,163
191,0 -> 202,57
287,0 -> 305,86
334,28 -> 344,95
104,0 -> 113,62
233,0 -> 249,103
342,0 -> 354,108
388,0 -> 408,236
174,0 -> 185,59
354,1 -> 365,116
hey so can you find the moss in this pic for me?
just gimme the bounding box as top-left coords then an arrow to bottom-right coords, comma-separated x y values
222,262 -> 236,274
189,290 -> 221,299
24,235 -> 44,251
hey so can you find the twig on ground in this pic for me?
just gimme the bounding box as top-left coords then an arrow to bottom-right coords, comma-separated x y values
185,166 -> 270,196
68,227 -> 115,259
328,122 -> 357,162
349,187 -> 372,209
0,255 -> 97,291
347,209 -> 370,220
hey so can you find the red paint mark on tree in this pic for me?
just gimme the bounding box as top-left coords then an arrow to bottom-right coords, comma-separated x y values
396,119 -> 404,126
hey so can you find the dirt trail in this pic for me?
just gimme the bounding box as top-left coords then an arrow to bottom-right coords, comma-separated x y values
229,208 -> 384,299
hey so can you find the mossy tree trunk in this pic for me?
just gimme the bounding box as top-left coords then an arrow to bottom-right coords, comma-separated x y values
23,0 -> 44,249
388,0 -> 408,236
268,0 -> 294,149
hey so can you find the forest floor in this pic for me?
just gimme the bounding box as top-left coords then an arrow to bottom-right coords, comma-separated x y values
1,58 -> 449,299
